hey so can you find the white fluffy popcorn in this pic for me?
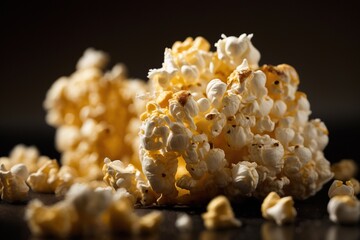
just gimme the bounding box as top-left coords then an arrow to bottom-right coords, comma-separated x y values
327,195 -> 360,224
216,34 -> 261,69
261,192 -> 297,225
202,195 -> 242,230
0,164 -> 29,202
134,34 -> 333,204
328,180 -> 355,198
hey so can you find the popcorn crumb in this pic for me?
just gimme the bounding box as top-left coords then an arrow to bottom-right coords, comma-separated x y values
175,213 -> 193,231
202,195 -> 242,230
261,192 -> 297,225
327,195 -> 360,224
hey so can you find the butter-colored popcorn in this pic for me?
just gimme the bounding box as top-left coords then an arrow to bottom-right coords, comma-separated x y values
136,34 -> 333,204
27,160 -> 60,193
328,180 -> 355,198
0,145 -> 48,173
25,199 -> 78,237
349,178 -> 360,195
327,195 -> 360,224
261,192 -> 297,225
175,213 -> 193,231
331,159 -> 358,181
134,211 -> 163,235
25,183 -> 163,237
202,195 -> 242,230
44,48 -> 147,181
0,164 -> 29,202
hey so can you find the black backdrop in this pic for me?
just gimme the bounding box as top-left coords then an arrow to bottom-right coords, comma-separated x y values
1,1 -> 359,162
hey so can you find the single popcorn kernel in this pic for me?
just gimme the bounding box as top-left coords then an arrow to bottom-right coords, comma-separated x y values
327,195 -> 360,224
261,192 -> 297,225
202,195 -> 242,230
328,180 -> 355,198
0,164 -> 29,202
331,159 -> 358,181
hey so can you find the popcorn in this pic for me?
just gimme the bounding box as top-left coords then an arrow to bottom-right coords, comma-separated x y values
136,34 -> 333,204
216,34 -> 261,69
327,195 -> 360,224
331,159 -> 358,181
349,178 -> 360,195
175,213 -> 193,231
0,164 -> 29,202
44,48 -> 147,181
0,145 -> 48,173
27,160 -> 60,193
202,195 -> 242,230
261,192 -> 297,225
25,183 -> 163,237
328,180 -> 355,198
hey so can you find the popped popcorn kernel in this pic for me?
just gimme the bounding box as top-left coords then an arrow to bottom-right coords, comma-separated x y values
331,159 -> 358,181
0,164 -> 29,202
328,180 -> 355,198
202,195 -> 242,230
327,195 -> 360,224
261,192 -> 297,225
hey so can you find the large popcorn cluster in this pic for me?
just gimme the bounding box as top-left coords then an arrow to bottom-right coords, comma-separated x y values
116,34 -> 334,204
44,48 -> 147,181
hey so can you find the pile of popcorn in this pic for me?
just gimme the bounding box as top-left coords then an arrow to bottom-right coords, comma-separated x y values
1,33 -> 359,237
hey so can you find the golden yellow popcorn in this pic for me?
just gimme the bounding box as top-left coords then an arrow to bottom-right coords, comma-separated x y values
0,145 -> 49,173
44,48 -> 148,181
132,34 -> 333,205
25,183 -> 163,237
261,192 -> 297,225
331,159 -> 358,181
0,164 -> 29,202
202,195 -> 241,230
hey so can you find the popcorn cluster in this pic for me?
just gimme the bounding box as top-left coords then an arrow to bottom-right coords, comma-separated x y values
124,34 -> 334,204
44,48 -> 147,181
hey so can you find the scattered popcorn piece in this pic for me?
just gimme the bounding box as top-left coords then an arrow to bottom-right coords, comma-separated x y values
134,211 -> 163,235
27,160 -> 60,193
262,192 -> 297,225
0,164 -> 29,202
327,195 -> 360,224
25,183 -> 164,237
349,178 -> 360,195
202,195 -> 242,230
175,213 -> 193,231
0,145 -> 49,173
328,180 -> 355,198
331,159 -> 358,181
25,199 -> 78,237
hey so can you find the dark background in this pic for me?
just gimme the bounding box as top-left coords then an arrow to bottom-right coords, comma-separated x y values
1,1 -> 359,163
